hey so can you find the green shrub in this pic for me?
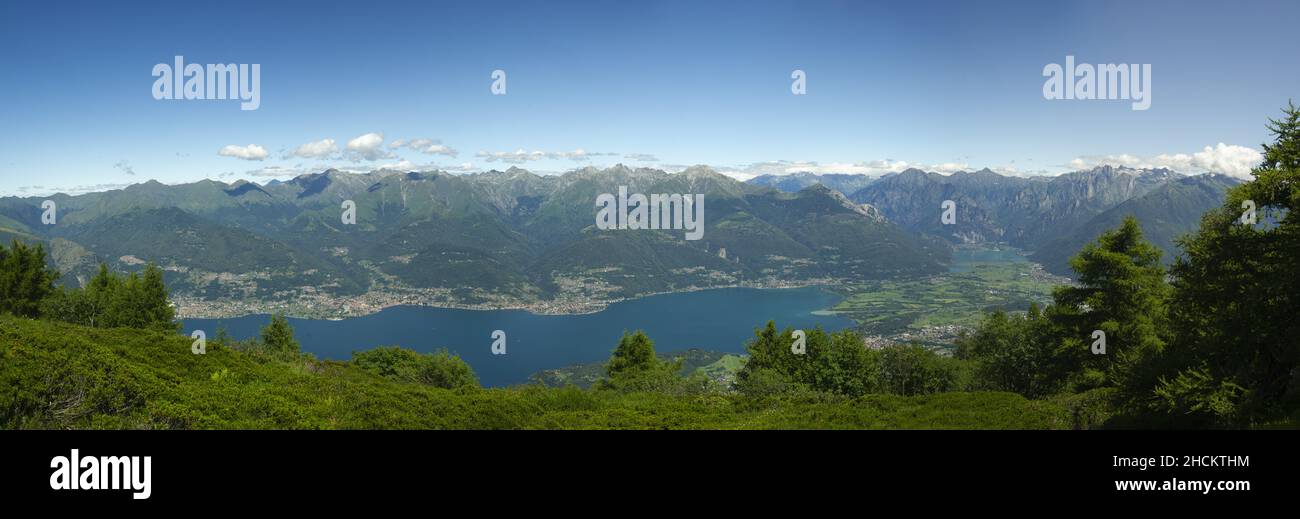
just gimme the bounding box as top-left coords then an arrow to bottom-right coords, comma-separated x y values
0,315 -> 1066,430
351,346 -> 479,390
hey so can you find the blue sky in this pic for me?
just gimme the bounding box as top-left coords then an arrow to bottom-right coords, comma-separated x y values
1,0 -> 1297,195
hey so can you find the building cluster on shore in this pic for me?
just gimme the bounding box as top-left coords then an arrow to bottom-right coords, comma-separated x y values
172,276 -> 842,320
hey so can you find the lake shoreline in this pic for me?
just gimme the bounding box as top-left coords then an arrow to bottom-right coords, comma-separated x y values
173,278 -> 845,321
182,285 -> 855,387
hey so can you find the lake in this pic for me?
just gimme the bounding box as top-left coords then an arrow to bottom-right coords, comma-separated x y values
948,245 -> 1028,273
182,286 -> 852,387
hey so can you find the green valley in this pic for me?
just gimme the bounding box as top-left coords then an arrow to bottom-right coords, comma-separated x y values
827,245 -> 1069,348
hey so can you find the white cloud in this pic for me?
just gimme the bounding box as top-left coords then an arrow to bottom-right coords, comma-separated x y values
376,159 -> 417,171
289,138 -> 339,159
939,163 -> 976,173
113,160 -> 136,176
218,144 -> 269,161
712,160 -> 974,181
1068,143 -> 1262,179
243,165 -> 308,178
477,148 -> 549,163
346,132 -> 392,161
320,158 -> 480,175
476,148 -> 617,163
554,149 -> 589,161
16,183 -> 133,196
553,149 -> 615,161
624,153 -> 659,162
390,138 -> 459,157
986,164 -> 1052,177
1187,143 -> 1263,178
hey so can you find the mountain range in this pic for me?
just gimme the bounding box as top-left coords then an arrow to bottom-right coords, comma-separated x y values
748,165 -> 1239,275
748,172 -> 881,197
1026,173 -> 1241,274
0,164 -> 1239,317
0,166 -> 947,317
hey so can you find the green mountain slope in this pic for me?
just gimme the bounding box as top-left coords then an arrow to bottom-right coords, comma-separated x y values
49,207 -> 368,297
1030,174 -> 1240,275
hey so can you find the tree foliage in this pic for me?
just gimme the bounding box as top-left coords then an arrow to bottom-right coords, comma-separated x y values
1158,101 -> 1300,425
961,217 -> 1176,412
351,346 -> 479,390
877,344 -> 965,396
958,103 -> 1300,427
739,322 -> 874,396
597,331 -> 704,393
738,321 -> 962,397
259,314 -> 300,353
0,240 -> 59,318
605,330 -> 660,378
956,305 -> 1063,398
41,263 -> 176,331
1050,216 -> 1171,401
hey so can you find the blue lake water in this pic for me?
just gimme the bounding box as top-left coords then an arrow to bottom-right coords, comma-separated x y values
182,287 -> 852,387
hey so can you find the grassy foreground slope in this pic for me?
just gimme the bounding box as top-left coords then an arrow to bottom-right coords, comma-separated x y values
0,316 -> 1067,429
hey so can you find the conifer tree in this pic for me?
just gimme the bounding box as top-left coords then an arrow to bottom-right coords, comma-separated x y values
606,330 -> 658,378
1049,216 -> 1170,401
1162,102 -> 1300,424
260,314 -> 300,352
0,240 -> 59,318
